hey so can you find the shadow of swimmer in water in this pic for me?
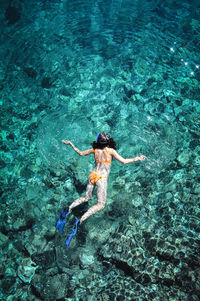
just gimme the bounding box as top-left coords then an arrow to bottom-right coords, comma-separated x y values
55,132 -> 146,247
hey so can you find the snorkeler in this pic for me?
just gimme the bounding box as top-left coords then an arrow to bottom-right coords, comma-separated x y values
56,132 -> 146,246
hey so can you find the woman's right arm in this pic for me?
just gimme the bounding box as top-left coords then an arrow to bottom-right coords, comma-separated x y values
111,149 -> 146,164
62,140 -> 94,156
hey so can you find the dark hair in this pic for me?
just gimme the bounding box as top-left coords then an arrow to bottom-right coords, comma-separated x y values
92,132 -> 116,149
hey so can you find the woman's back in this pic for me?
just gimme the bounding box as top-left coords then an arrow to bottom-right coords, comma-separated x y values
94,147 -> 112,175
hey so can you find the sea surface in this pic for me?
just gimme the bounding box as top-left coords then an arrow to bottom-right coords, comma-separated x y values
0,0 -> 200,300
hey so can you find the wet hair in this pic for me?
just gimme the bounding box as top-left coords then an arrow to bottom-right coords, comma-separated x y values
92,132 -> 116,149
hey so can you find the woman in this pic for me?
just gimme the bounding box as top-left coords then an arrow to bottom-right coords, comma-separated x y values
56,132 -> 146,246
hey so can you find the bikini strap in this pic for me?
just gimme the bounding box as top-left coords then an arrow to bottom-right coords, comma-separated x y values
106,148 -> 110,161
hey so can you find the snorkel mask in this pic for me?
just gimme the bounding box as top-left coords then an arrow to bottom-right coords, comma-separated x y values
97,132 -> 109,144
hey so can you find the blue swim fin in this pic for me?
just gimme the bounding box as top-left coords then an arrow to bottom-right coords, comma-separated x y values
65,218 -> 80,247
56,208 -> 69,234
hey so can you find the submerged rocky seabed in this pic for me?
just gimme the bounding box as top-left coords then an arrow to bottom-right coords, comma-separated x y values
0,0 -> 200,300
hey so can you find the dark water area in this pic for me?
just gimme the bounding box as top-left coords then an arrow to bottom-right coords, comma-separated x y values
0,0 -> 200,300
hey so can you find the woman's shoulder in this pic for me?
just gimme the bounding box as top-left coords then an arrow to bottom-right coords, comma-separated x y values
108,147 -> 115,152
95,147 -> 115,152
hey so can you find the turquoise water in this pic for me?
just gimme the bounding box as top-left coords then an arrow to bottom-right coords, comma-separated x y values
0,0 -> 200,300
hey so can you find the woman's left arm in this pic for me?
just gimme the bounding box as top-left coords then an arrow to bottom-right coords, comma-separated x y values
62,140 -> 94,156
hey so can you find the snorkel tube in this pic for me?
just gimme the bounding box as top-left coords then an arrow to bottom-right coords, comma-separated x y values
96,132 -> 101,142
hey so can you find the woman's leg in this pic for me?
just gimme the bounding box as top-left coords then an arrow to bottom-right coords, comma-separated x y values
69,182 -> 94,211
79,178 -> 107,223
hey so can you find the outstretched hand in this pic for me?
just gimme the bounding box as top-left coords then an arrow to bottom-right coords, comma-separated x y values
62,140 -> 71,145
138,155 -> 146,161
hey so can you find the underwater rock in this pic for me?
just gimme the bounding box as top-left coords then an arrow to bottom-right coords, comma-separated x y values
123,85 -> 135,99
0,159 -> 6,169
24,67 -> 37,79
13,217 -> 28,231
25,234 -> 48,255
6,286 -> 36,301
79,251 -> 95,267
41,77 -> 53,89
32,250 -> 56,270
17,258 -> 38,283
177,150 -> 190,166
5,6 -> 21,25
1,276 -> 16,295
32,273 -> 69,300
0,232 -> 9,246
194,185 -> 200,195
20,165 -> 34,178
